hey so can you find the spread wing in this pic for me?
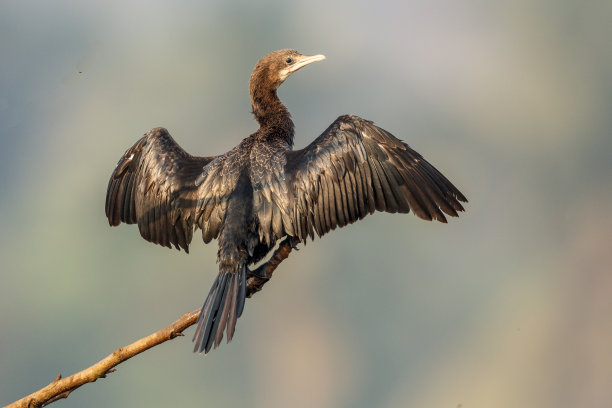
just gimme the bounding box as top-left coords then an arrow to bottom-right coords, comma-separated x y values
256,115 -> 467,243
105,127 -> 233,251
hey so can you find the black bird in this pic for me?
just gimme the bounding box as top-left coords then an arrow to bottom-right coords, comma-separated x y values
105,49 -> 467,354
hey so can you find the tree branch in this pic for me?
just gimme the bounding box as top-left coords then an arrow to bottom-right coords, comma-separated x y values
5,238 -> 293,408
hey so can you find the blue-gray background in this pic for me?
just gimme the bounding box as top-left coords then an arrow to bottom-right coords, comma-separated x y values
2,1 -> 611,407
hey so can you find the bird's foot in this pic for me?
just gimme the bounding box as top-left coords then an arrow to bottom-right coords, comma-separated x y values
246,265 -> 269,281
288,236 -> 300,251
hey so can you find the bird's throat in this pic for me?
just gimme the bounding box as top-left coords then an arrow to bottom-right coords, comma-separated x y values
250,88 -> 295,144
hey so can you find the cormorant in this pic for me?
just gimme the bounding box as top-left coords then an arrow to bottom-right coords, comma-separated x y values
105,49 -> 467,354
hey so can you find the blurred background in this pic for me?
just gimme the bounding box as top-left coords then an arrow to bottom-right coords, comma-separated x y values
1,0 -> 611,407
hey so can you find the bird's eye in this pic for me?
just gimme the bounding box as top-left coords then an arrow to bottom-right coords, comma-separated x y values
285,57 -> 293,64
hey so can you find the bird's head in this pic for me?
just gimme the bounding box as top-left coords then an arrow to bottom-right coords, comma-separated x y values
250,49 -> 326,92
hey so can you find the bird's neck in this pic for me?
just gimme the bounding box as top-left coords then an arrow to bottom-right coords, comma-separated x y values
250,87 -> 295,146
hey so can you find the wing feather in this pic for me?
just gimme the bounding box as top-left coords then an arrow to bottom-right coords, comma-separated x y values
277,115 -> 467,242
105,127 -> 221,251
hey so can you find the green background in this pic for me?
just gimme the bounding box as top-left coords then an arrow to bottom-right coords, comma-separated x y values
2,1 -> 611,407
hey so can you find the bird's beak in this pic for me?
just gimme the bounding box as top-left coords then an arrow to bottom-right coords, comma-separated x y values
288,54 -> 326,73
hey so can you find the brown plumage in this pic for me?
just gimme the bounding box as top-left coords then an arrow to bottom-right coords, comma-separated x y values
105,49 -> 467,354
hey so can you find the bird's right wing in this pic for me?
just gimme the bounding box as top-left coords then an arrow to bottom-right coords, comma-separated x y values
105,127 -> 218,251
282,115 -> 467,242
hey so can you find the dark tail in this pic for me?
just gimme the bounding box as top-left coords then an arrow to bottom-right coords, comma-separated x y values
192,265 -> 247,354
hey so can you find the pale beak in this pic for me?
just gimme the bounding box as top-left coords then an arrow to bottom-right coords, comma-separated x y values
288,54 -> 326,73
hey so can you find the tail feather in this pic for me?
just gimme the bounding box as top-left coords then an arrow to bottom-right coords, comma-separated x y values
213,276 -> 235,347
192,265 -> 247,354
237,265 -> 247,318
228,265 -> 247,341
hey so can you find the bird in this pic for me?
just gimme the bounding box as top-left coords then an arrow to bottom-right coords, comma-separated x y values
105,49 -> 467,354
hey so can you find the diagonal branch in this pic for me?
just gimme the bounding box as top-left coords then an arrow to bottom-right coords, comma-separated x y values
5,238 -> 293,408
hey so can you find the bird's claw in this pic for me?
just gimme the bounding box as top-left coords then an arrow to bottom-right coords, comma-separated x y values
288,237 -> 299,251
246,266 -> 269,281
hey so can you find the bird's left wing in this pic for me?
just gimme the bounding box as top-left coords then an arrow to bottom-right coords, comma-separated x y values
261,115 -> 467,243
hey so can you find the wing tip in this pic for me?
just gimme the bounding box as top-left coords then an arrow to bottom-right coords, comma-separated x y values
108,218 -> 121,227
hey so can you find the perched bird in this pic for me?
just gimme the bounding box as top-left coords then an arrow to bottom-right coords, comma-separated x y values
105,49 -> 467,354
